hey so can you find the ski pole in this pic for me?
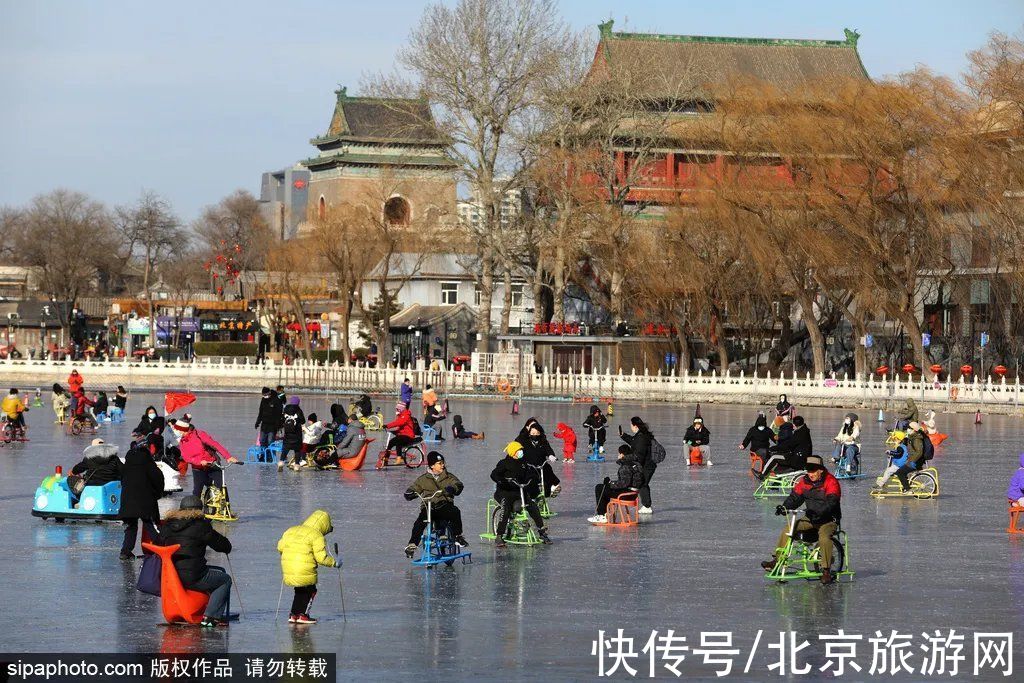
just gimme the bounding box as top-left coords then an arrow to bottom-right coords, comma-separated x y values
225,553 -> 245,619
275,580 -> 284,622
334,542 -> 347,622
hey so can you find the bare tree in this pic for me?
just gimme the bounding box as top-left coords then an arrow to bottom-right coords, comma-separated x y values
116,191 -> 183,346
14,190 -> 120,336
371,0 -> 575,351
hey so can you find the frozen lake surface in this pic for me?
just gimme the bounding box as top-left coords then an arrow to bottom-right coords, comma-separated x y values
1,391 -> 1022,681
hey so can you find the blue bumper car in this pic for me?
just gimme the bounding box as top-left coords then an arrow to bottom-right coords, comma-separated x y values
32,471 -> 122,522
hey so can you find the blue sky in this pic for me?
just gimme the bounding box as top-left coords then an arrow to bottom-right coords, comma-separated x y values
1,0 -> 1021,221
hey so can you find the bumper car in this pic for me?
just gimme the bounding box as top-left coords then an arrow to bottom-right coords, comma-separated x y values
32,467 -> 121,522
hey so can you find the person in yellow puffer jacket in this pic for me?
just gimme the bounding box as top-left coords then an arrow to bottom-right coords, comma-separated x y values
1,388 -> 28,435
277,510 -> 337,624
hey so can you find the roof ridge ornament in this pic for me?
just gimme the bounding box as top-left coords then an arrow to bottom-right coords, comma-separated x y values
334,85 -> 348,101
598,19 -> 614,39
843,28 -> 860,47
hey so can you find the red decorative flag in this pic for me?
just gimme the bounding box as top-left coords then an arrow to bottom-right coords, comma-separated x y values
165,392 -> 196,416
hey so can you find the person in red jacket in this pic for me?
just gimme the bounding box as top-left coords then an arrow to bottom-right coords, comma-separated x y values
384,402 -> 417,459
171,417 -> 240,496
72,387 -> 97,428
552,422 -> 577,463
761,454 -> 842,584
67,370 -> 84,415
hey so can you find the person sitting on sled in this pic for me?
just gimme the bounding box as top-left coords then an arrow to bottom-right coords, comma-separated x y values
739,413 -> 774,463
403,451 -> 468,558
302,413 -> 328,456
875,421 -> 929,492
553,421 -> 577,463
761,455 -> 842,584
588,444 -> 644,524
1008,453 -> 1024,508
333,414 -> 366,461
756,416 -> 812,479
162,495 -> 233,628
582,405 -> 608,453
832,413 -> 861,467
684,416 -> 713,466
451,414 -> 484,440
277,509 -> 338,625
353,394 -> 373,420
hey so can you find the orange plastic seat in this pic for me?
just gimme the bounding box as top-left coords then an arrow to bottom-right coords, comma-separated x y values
928,432 -> 948,447
604,492 -> 639,527
1008,504 -> 1024,534
749,451 -> 763,473
339,438 -> 374,472
688,446 -> 704,466
141,542 -> 209,624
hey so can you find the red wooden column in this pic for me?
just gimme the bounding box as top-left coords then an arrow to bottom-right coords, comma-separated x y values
666,152 -> 675,186
615,151 -> 625,185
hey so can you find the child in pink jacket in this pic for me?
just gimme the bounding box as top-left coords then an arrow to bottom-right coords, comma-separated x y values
553,422 -> 577,463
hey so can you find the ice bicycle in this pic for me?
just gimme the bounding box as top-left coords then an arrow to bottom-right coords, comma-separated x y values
409,490 -> 471,568
480,480 -> 546,546
764,509 -> 853,583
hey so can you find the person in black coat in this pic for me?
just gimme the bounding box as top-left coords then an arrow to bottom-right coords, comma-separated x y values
758,415 -> 813,479
683,416 -> 713,465
516,418 -> 561,497
118,443 -> 164,559
620,417 -> 655,513
160,495 -> 233,627
70,439 -> 122,486
254,387 -> 283,447
280,396 -> 305,469
582,405 -> 608,452
490,442 -> 551,547
739,413 -> 775,463
589,445 -> 644,523
132,406 -> 165,453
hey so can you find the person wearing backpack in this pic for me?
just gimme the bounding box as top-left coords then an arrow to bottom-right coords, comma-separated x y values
620,417 -> 657,515
879,421 -> 930,492
588,444 -> 644,524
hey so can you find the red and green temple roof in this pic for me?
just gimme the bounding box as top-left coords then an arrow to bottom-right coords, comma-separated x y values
589,20 -> 870,100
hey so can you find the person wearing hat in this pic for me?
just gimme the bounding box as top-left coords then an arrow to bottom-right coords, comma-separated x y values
876,421 -> 929,492
174,418 -> 240,495
335,414 -> 366,461
403,451 -> 467,557
761,454 -> 842,584
896,398 -> 919,431
683,415 -> 713,466
489,441 -> 551,547
384,402 -> 417,463
277,510 -> 338,624
161,495 -> 233,627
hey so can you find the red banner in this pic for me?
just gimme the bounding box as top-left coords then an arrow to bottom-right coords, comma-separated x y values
164,392 -> 196,416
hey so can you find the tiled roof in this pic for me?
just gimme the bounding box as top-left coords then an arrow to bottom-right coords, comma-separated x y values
314,88 -> 447,144
589,21 -> 869,101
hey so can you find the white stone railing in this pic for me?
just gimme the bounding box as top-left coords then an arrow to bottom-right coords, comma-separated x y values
0,357 -> 1018,412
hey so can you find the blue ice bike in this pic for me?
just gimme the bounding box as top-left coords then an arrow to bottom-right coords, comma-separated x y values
831,443 -> 865,480
586,442 -> 605,462
410,490 -> 471,568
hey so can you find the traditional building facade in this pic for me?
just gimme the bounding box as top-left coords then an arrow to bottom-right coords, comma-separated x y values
300,87 -> 458,228
583,21 -> 870,211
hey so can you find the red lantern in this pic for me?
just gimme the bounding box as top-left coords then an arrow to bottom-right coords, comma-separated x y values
876,365 -> 889,375
960,364 -> 973,375
212,273 -> 218,279
902,363 -> 915,373
994,365 -> 1007,376
216,286 -> 223,294
929,364 -> 942,374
